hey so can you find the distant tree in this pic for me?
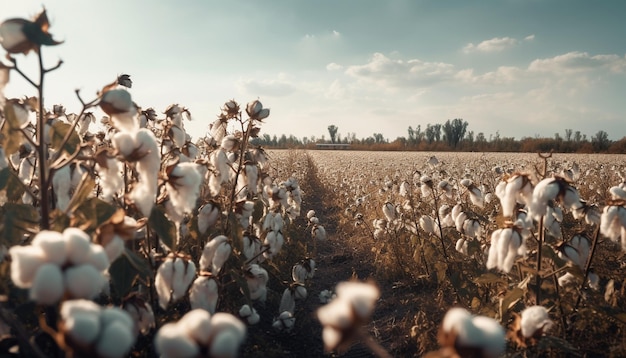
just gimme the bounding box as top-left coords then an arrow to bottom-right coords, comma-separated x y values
425,123 -> 442,144
574,131 -> 582,142
327,125 -> 338,143
591,130 -> 610,151
442,118 -> 468,148
564,129 -> 573,141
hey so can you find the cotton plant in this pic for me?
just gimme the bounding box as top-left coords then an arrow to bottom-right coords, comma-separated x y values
199,235 -> 231,275
189,274 -> 219,314
486,225 -> 527,273
509,305 -> 554,347
9,228 -> 110,304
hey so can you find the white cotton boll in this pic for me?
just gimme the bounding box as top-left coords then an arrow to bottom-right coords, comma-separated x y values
307,210 -> 316,219
610,186 -> 626,200
420,215 -> 437,235
200,235 -> 229,271
97,157 -> 124,201
319,290 -> 335,304
311,225 -> 327,241
242,235 -> 261,261
295,285 -> 308,300
382,202 -> 396,221
520,306 -> 553,339
469,187 -> 484,208
111,131 -> 136,158
87,244 -> 110,271
239,305 -> 260,325
451,204 -> 463,222
208,313 -> 247,348
64,227 -> 93,265
209,329 -> 244,358
273,311 -> 296,332
558,272 -> 578,287
441,307 -> 472,334
95,320 -> 135,358
211,242 -> 231,275
155,323 -> 200,358
309,216 -> 319,225
167,163 -> 203,218
104,235 -> 125,263
530,178 -> 559,220
563,187 -> 582,211
65,264 -> 106,299
198,203 -> 220,234
246,265 -> 269,302
9,245 -> 46,288
279,288 -> 296,314
29,263 -> 64,305
171,258 -> 196,302
455,212 -> 468,233
334,281 -> 380,320
190,276 -> 219,314
31,230 -> 67,266
156,259 -> 175,309
178,309 -> 213,346
63,309 -> 101,347
130,129 -> 160,216
486,230 -> 501,271
456,238 -> 468,255
470,316 -> 506,358
53,165 -> 72,212
18,157 -> 34,184
124,301 -> 155,335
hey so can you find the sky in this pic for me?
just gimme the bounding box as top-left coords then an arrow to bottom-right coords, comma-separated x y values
2,0 -> 626,141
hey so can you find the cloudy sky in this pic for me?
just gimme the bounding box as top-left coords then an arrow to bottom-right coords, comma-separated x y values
3,0 -> 626,141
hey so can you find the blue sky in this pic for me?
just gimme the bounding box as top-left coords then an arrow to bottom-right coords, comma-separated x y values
3,0 -> 626,141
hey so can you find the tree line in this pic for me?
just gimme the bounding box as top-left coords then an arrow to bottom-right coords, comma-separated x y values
251,119 -> 626,153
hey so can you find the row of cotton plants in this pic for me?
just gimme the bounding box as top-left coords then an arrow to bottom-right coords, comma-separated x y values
307,150 -> 626,355
0,9 -> 351,358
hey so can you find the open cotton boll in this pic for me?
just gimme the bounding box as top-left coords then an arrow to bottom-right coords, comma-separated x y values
200,235 -> 229,272
189,276 -> 219,314
209,329 -> 245,358
9,245 -> 46,288
198,203 -> 220,234
156,259 -> 175,309
155,323 -> 200,358
64,264 -> 106,299
64,227 -> 93,265
520,306 -> 553,339
279,288 -> 296,314
166,162 -> 203,218
95,320 -> 136,358
111,131 -> 136,158
53,165 -> 72,212
129,129 -> 160,217
171,258 -> 196,302
123,300 -> 155,335
104,236 -> 125,263
470,316 -> 506,358
97,157 -> 124,201
29,263 -> 64,305
87,244 -> 110,271
334,281 -> 380,320
239,305 -> 260,325
31,230 -> 67,266
178,309 -> 213,346
63,309 -> 101,347
208,313 -> 246,352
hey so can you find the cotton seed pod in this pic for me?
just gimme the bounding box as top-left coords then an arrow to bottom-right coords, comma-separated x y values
294,285 -> 307,300
100,89 -> 134,116
64,227 -> 93,265
279,288 -> 296,314
198,202 -> 220,234
200,235 -> 230,274
9,244 -> 46,288
31,229 -> 67,266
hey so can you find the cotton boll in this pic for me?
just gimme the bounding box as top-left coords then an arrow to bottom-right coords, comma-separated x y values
520,306 -> 553,339
65,264 -> 106,299
87,244 -> 110,271
200,235 -> 229,272
155,323 -> 200,358
63,309 -> 101,347
123,300 -> 155,335
178,309 -> 213,346
198,203 -> 220,234
95,320 -> 136,358
469,316 -> 506,358
53,165 -> 72,212
208,313 -> 247,350
31,230 -> 67,266
279,288 -> 296,314
209,329 -> 244,358
111,131 -> 136,158
171,258 -> 196,302
294,285 -> 307,300
9,245 -> 46,288
189,276 -> 219,314
29,263 -> 64,305
64,227 -> 93,265
104,235 -> 125,263
166,162 -> 203,218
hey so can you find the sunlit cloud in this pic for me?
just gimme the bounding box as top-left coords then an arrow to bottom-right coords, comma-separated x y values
463,36 -> 519,53
326,62 -> 343,71
236,77 -> 296,97
529,51 -> 626,73
524,34 -> 535,41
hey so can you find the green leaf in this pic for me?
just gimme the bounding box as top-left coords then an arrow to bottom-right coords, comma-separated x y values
0,104 -> 25,155
49,121 -> 81,157
499,287 -> 524,319
65,173 -> 95,214
0,167 -> 26,202
149,205 -> 176,252
0,203 -> 39,246
108,248 -> 152,298
72,197 -> 118,232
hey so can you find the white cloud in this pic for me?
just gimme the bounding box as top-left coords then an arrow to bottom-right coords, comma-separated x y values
326,62 -> 343,71
529,51 -> 626,73
345,52 -> 457,88
524,34 -> 535,41
325,79 -> 346,99
463,36 -> 518,53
